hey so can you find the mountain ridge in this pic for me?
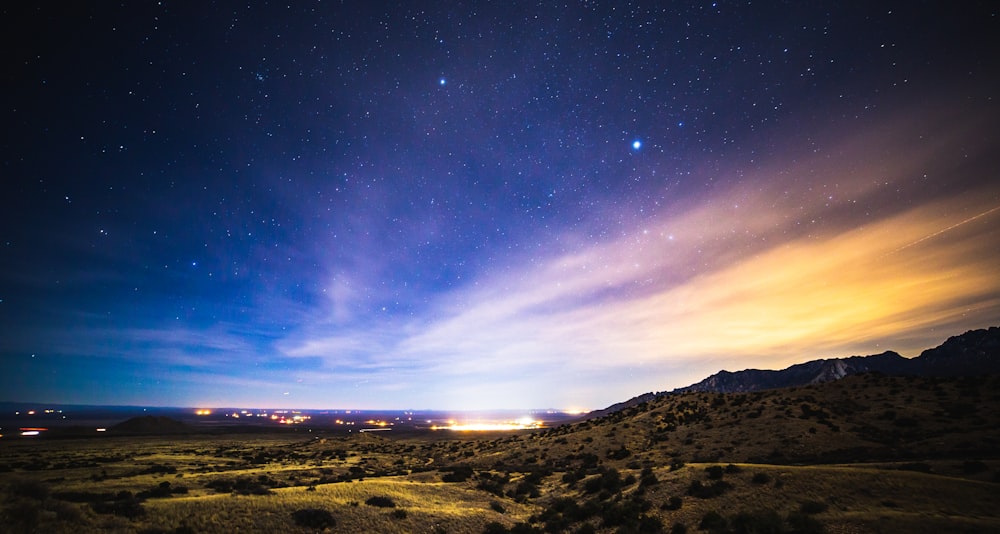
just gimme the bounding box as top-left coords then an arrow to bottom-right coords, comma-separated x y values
675,326 -> 1000,394
590,326 -> 1000,416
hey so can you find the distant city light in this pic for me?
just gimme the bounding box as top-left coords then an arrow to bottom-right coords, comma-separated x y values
432,417 -> 542,431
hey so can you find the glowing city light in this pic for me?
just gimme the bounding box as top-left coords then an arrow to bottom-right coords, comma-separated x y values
431,417 -> 542,431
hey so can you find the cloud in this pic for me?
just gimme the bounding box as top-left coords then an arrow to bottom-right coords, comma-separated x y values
278,104 -> 1000,409
280,186 -> 999,408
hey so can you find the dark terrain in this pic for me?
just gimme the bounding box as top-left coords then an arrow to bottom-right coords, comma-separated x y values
1,327 -> 998,533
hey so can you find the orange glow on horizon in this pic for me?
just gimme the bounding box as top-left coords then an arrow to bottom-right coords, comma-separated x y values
432,417 -> 543,431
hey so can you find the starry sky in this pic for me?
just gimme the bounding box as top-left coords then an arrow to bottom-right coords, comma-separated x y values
2,2 -> 999,411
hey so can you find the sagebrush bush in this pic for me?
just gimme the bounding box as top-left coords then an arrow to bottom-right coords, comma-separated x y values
365,495 -> 396,508
291,508 -> 336,529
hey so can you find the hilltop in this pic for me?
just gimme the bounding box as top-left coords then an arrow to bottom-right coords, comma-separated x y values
675,326 -> 1000,394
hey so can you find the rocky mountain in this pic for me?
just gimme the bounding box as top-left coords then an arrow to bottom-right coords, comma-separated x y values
675,326 -> 1000,394
913,326 -> 1000,376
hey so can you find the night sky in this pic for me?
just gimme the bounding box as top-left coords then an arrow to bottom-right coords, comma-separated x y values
2,2 -> 998,411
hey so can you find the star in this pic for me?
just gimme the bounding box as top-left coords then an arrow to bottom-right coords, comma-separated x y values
439,77 -> 446,86
632,140 -> 642,150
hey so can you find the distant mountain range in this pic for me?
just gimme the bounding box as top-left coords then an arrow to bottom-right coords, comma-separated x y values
674,326 -> 1000,394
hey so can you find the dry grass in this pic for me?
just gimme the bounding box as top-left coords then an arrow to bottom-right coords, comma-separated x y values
143,477 -> 535,533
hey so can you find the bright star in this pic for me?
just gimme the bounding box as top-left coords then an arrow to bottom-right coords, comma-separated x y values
439,77 -> 446,86
632,140 -> 642,150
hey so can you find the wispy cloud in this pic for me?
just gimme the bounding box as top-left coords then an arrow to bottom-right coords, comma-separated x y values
279,108 -> 1000,410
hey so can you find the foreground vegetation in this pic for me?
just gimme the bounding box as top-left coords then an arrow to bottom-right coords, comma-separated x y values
2,373 -> 998,533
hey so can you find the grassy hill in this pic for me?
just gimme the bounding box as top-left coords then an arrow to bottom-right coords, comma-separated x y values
2,373 -> 998,533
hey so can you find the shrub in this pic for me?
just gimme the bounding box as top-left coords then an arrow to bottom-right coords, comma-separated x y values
392,509 -> 408,519
7,479 -> 49,501
661,496 -> 683,510
365,495 -> 396,508
583,468 -> 623,495
897,462 -> 932,473
490,500 -> 506,514
962,460 -> 989,474
799,500 -> 828,514
479,478 -> 507,496
607,445 -> 632,460
639,468 -> 659,488
48,500 -> 83,522
786,511 -> 825,534
706,465 -> 725,479
687,479 -> 732,499
514,480 -> 540,498
205,478 -> 234,493
751,472 -> 771,484
893,417 -> 919,428
4,500 -> 41,532
291,508 -> 336,529
509,522 -> 543,533
230,476 -> 273,495
145,463 -> 177,475
699,511 -> 727,532
442,465 -> 474,482
91,497 -> 145,519
730,509 -> 784,533
636,514 -> 664,532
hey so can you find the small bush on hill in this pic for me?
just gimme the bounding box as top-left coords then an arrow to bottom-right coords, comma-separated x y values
291,508 -> 336,529
706,465 -> 725,479
799,500 -> 828,514
442,465 -> 474,482
687,479 -> 732,499
365,495 -> 396,508
699,511 -> 727,532
786,511 -> 825,534
660,496 -> 683,510
730,509 -> 784,533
